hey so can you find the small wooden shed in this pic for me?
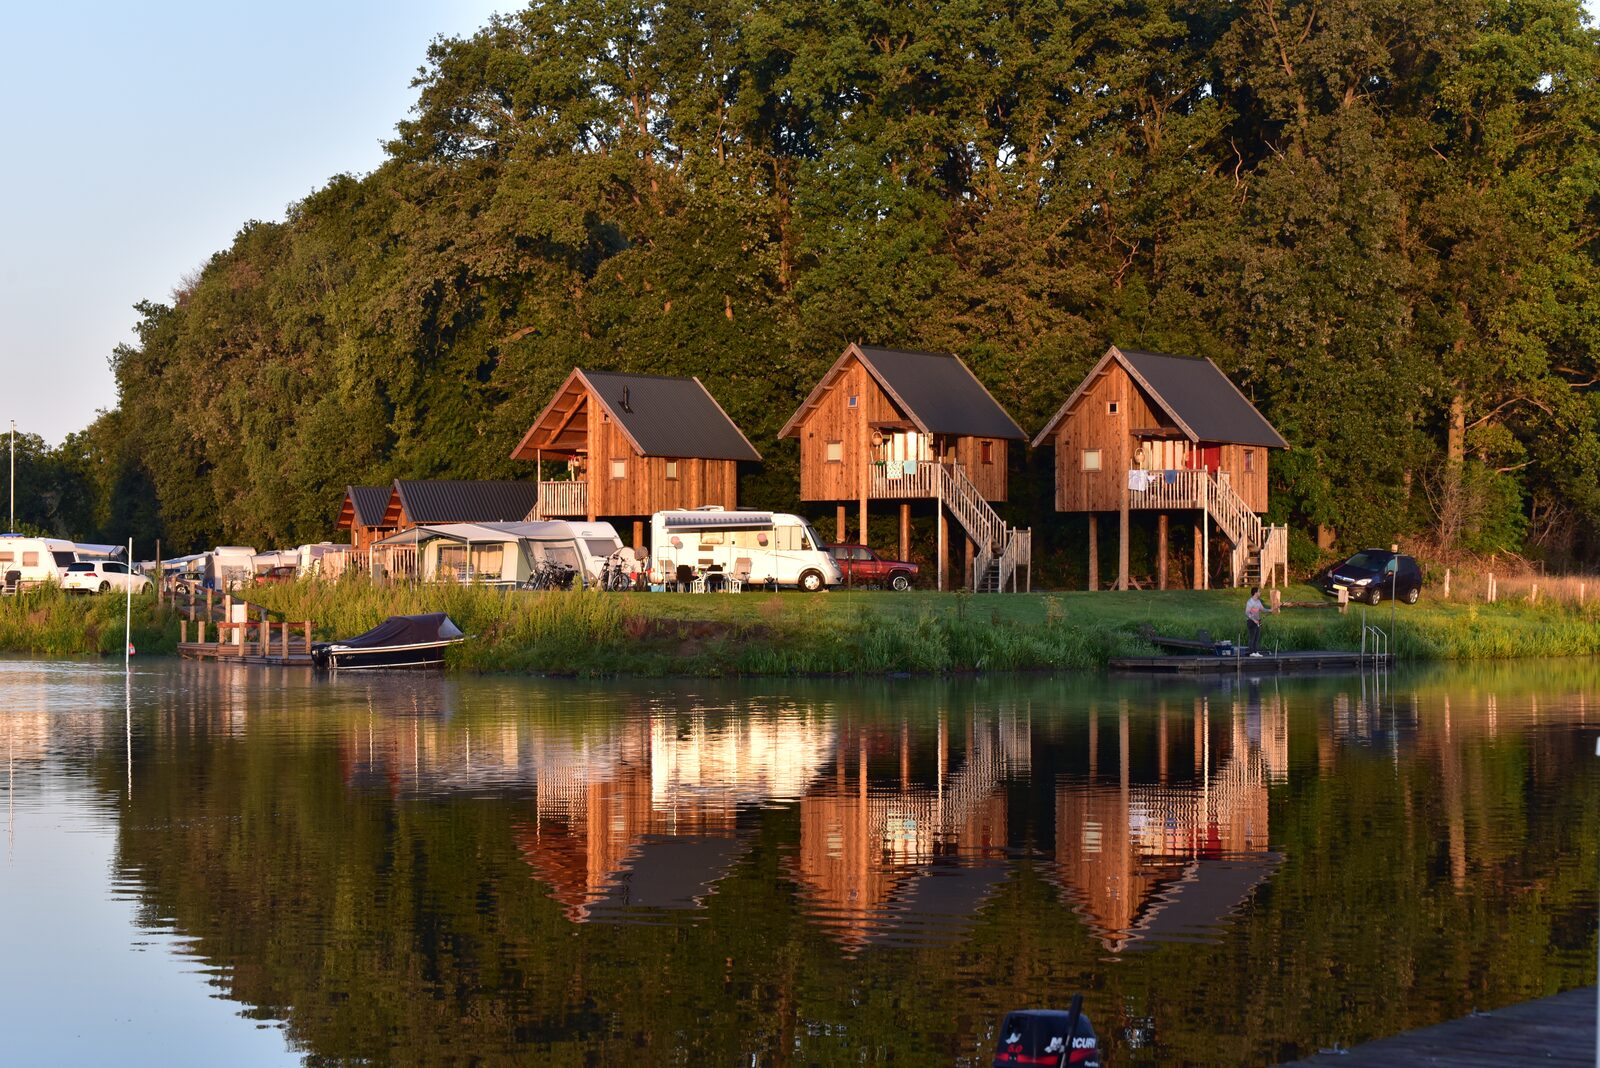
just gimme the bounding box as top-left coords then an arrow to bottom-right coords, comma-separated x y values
510,369 -> 762,548
778,344 -> 1030,590
1033,345 -> 1288,589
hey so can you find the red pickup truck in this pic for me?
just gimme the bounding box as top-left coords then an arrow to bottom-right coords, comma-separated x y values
825,544 -> 919,591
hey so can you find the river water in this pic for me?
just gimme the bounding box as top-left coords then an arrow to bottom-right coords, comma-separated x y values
0,657 -> 1594,1065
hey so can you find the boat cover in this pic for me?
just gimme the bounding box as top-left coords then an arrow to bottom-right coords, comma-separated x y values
336,613 -> 464,648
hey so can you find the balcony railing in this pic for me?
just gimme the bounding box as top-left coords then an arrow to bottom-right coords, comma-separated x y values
537,480 -> 589,517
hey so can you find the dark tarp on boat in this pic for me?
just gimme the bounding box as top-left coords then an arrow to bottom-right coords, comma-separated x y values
336,613 -> 464,648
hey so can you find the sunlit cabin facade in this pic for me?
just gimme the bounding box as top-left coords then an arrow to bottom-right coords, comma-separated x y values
779,344 -> 1030,589
510,369 -> 761,548
1033,345 -> 1289,589
333,485 -> 396,551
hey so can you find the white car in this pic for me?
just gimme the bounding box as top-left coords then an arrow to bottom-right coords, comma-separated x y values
61,561 -> 152,595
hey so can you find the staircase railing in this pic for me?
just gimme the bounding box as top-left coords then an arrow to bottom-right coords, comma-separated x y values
935,462 -> 1028,591
1129,468 -> 1273,587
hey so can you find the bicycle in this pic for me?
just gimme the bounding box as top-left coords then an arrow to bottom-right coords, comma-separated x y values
598,552 -> 634,592
521,560 -> 576,591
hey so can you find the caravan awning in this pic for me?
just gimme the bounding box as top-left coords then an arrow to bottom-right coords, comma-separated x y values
658,511 -> 775,531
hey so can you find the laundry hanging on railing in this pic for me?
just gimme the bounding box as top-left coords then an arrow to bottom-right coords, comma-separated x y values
1127,469 -> 1150,492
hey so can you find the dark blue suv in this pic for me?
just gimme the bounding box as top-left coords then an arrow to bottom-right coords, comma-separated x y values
1316,549 -> 1423,605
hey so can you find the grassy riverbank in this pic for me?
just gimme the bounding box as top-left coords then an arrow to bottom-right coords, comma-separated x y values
0,586 -> 181,658
6,581 -> 1597,675
247,581 -> 1600,676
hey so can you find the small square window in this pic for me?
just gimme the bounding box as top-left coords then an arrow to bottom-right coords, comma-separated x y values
1243,449 -> 1255,474
1082,449 -> 1102,472
665,460 -> 679,480
980,440 -> 994,465
611,459 -> 627,479
22,552 -> 39,567
826,441 -> 843,463
1107,401 -> 1120,415
847,395 -> 858,408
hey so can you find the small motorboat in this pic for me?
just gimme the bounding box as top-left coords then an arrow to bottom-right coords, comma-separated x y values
312,613 -> 466,671
993,997 -> 1101,1066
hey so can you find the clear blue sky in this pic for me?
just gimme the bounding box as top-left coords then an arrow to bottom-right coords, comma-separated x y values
3,1 -> 1597,445
0,1 -> 509,446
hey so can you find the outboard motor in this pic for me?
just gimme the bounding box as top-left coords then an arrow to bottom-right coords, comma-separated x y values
993,995 -> 1101,1066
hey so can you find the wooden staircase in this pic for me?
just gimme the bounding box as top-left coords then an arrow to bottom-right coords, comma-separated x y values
932,462 -> 1031,593
1124,468 -> 1285,587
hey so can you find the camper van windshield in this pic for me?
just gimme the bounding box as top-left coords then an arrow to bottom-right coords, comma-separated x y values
800,522 -> 824,551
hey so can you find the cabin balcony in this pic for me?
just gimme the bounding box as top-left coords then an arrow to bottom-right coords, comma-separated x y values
866,460 -> 942,499
1127,468 -> 1210,510
537,480 -> 589,517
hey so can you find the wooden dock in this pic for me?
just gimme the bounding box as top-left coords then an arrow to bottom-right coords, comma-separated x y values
1109,650 -> 1388,673
177,612 -> 316,668
1282,986 -> 1596,1066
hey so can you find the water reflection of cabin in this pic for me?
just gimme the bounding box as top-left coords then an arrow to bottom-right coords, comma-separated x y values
334,485 -> 397,551
510,368 -> 762,551
1032,345 -> 1289,589
778,344 -> 1030,591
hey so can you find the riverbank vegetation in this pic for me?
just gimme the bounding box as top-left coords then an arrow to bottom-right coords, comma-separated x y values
8,581 -> 1600,674
6,0 -> 1600,587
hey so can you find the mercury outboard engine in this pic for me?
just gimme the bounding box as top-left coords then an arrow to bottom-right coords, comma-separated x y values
993,995 -> 1101,1067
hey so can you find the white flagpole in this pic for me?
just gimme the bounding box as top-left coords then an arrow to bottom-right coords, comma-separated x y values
124,538 -> 133,671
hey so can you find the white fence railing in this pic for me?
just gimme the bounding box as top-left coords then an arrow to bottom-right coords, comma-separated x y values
1127,468 -> 1285,587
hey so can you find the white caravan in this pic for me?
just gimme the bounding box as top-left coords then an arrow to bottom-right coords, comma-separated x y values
206,546 -> 259,591
0,535 -> 78,586
649,509 -> 842,592
371,522 -> 623,587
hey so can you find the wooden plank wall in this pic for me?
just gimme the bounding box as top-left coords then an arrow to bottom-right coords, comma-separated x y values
585,396 -> 738,518
1050,362 -> 1270,513
795,356 -> 1011,503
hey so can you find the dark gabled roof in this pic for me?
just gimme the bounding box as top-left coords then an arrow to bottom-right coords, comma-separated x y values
581,370 -> 761,461
1033,345 -> 1287,449
780,344 -> 1026,440
511,368 -> 761,462
389,480 -> 541,526
343,486 -> 392,529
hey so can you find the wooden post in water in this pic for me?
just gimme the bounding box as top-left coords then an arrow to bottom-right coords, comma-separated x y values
197,620 -> 206,645
1087,515 -> 1099,590
280,625 -> 288,659
261,618 -> 271,656
236,620 -> 245,651
180,619 -> 188,644
303,620 -> 312,650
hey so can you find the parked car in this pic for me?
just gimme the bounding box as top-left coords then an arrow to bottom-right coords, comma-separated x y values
254,564 -> 300,586
825,544 -> 919,591
61,561 -> 152,595
1315,549 -> 1422,605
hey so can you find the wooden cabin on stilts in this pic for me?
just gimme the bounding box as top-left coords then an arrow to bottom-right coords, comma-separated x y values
1033,345 -> 1289,590
779,344 -> 1030,591
509,368 -> 761,551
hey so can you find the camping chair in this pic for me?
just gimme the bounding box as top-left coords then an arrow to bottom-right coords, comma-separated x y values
728,558 -> 752,593
1,570 -> 19,596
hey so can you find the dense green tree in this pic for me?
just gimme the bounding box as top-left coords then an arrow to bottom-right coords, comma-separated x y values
92,0 -> 1600,564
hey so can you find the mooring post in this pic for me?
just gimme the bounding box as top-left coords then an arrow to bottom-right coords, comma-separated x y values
303,620 -> 312,650
197,620 -> 206,645
280,625 -> 288,659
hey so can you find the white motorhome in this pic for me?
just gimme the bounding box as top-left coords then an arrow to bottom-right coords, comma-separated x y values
649,509 -> 842,592
295,542 -> 339,576
0,535 -> 78,587
206,546 -> 259,591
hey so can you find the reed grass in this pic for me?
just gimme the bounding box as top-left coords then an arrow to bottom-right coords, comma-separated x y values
14,575 -> 1600,676
0,585 -> 179,658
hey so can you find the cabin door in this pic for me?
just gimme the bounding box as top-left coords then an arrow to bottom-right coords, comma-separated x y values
1189,445 -> 1221,473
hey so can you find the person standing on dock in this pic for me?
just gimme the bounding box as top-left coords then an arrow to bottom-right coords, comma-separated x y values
1245,586 -> 1264,657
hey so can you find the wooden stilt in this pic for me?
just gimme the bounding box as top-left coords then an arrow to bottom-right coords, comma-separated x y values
1193,520 -> 1203,590
1158,514 -> 1169,590
858,494 -> 868,548
632,520 -> 644,554
836,505 -> 847,544
964,536 -> 975,589
1118,475 -> 1130,591
899,503 -> 910,563
1088,515 -> 1099,591
937,505 -> 948,591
